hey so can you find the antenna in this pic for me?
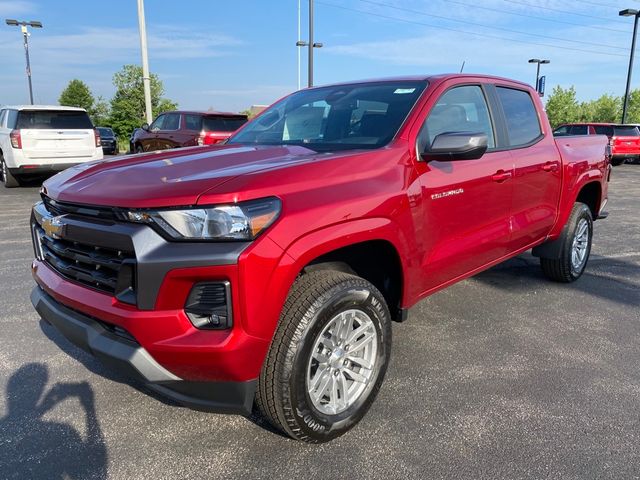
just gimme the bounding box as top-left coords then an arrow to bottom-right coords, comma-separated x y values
460,61 -> 466,73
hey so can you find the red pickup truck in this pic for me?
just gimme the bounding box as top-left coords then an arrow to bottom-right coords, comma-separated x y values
30,74 -> 610,443
553,122 -> 640,165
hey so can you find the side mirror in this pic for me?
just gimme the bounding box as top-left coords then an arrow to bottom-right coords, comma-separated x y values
422,132 -> 488,161
141,123 -> 150,132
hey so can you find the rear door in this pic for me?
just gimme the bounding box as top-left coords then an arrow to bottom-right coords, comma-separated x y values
495,86 -> 562,250
17,110 -> 96,160
414,83 -> 514,290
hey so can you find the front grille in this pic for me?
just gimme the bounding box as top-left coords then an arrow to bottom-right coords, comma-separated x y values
34,223 -> 136,299
42,195 -> 119,221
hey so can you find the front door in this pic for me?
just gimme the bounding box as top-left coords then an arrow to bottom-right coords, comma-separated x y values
415,84 -> 514,291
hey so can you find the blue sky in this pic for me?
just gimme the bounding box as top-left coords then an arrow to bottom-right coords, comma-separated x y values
0,0 -> 636,112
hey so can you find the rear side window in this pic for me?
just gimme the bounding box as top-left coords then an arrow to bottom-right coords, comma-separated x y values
569,125 -> 588,135
6,110 -> 18,129
553,126 -> 569,136
421,85 -> 495,151
203,116 -> 248,132
496,87 -> 542,146
0,110 -> 6,128
184,114 -> 202,131
594,125 -> 614,136
16,110 -> 93,129
614,126 -> 639,136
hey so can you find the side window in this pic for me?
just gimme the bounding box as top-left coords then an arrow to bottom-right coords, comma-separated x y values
184,114 -> 202,131
496,87 -> 542,146
0,110 -> 6,128
150,114 -> 165,132
420,85 -> 495,153
553,126 -> 569,136
162,113 -> 180,131
569,125 -> 588,135
6,110 -> 18,129
594,125 -> 614,136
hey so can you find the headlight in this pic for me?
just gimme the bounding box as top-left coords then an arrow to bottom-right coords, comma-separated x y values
127,197 -> 281,241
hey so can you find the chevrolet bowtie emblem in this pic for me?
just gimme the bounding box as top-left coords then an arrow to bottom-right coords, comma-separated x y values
41,215 -> 66,239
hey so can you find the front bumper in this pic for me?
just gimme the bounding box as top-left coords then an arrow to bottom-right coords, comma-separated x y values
31,286 -> 256,414
30,199 -> 274,408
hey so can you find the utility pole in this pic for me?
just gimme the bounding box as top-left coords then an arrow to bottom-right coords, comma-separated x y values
5,19 -> 42,105
137,0 -> 153,125
620,9 -> 640,124
295,0 -> 323,88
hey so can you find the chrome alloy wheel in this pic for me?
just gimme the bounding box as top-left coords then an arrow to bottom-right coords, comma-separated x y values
306,309 -> 378,415
571,217 -> 590,274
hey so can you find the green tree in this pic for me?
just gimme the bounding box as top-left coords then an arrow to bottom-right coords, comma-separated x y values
59,79 -> 94,111
624,89 -> 640,123
545,86 -> 580,128
579,94 -> 621,123
109,65 -> 178,138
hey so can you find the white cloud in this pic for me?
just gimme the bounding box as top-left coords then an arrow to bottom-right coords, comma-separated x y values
0,0 -> 35,17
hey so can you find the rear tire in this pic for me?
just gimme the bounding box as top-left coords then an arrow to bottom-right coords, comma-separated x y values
255,270 -> 392,443
0,157 -> 19,188
540,202 -> 593,283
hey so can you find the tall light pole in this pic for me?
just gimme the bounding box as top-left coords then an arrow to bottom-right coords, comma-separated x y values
295,0 -> 323,88
5,19 -> 42,105
528,58 -> 550,95
620,9 -> 640,124
137,0 -> 153,125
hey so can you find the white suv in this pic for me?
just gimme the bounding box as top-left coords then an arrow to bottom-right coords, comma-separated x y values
0,105 -> 103,188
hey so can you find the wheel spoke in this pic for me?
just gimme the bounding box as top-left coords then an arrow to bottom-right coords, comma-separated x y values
348,329 -> 375,354
347,354 -> 373,370
346,322 -> 371,345
344,367 -> 368,383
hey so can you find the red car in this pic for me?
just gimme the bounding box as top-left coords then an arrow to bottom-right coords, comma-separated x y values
31,74 -> 610,443
553,122 -> 639,165
131,110 -> 248,153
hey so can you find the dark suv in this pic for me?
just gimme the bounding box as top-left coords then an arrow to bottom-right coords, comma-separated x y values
131,111 -> 248,153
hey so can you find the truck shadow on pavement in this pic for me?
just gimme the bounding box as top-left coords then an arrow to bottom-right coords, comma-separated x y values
473,254 -> 639,307
38,320 -> 289,439
0,363 -> 108,479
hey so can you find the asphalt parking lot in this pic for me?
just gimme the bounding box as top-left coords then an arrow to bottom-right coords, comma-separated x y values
0,165 -> 638,480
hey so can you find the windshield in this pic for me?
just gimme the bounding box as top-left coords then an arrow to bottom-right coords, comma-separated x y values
228,80 -> 427,152
16,110 -> 93,129
97,127 -> 114,137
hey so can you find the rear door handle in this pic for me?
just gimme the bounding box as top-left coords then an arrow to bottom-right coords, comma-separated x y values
491,170 -> 512,182
542,162 -> 559,172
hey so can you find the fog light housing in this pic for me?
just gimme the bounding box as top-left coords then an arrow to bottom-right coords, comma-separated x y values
184,281 -> 232,330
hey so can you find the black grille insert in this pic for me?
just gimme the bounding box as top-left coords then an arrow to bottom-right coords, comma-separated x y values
34,223 -> 136,302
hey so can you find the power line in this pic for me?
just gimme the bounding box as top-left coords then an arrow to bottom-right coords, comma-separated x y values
317,1 -> 627,58
355,0 -> 626,51
569,0 -> 625,7
443,0 -> 628,34
499,0 -> 628,23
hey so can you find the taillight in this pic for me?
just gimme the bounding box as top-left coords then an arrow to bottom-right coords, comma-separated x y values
94,129 -> 101,147
198,131 -> 223,146
9,130 -> 21,149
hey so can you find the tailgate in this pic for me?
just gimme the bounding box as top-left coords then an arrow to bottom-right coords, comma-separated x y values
611,135 -> 640,155
21,129 -> 96,159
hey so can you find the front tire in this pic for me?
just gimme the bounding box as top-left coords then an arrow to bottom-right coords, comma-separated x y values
540,202 -> 593,282
256,270 -> 392,443
0,157 -> 19,188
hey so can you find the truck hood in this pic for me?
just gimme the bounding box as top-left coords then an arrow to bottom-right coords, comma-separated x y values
43,144 -> 330,208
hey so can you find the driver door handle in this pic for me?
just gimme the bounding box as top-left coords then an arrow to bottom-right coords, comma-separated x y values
491,169 -> 512,183
542,161 -> 559,172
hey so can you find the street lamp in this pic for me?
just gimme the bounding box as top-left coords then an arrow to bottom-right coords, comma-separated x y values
528,58 -> 550,95
5,19 -> 43,105
295,0 -> 323,88
619,8 -> 640,124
